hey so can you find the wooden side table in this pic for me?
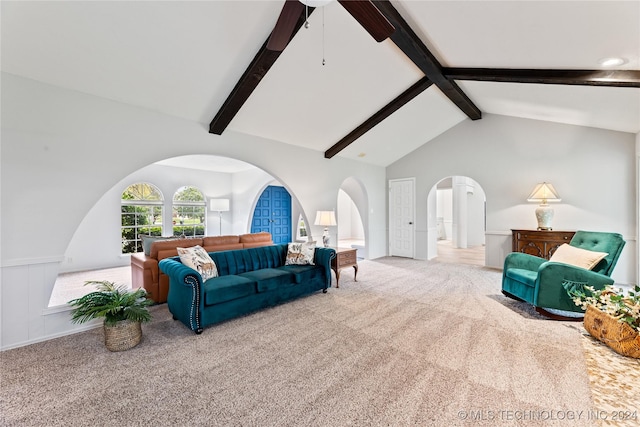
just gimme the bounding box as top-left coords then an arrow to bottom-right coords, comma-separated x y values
331,247 -> 358,288
511,229 -> 575,260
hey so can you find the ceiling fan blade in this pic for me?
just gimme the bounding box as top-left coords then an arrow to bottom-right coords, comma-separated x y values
338,0 -> 394,42
267,0 -> 306,51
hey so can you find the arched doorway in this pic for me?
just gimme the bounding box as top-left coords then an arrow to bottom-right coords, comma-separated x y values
338,178 -> 368,259
250,185 -> 292,244
427,176 -> 486,265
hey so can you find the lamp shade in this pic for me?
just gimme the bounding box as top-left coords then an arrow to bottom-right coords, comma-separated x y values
526,183 -> 561,204
209,198 -> 230,212
314,211 -> 337,227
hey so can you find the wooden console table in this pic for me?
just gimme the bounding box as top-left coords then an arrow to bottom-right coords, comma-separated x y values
511,229 -> 575,260
331,247 -> 358,288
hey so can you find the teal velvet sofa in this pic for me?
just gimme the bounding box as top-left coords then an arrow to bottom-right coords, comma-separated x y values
159,244 -> 336,333
502,230 -> 625,319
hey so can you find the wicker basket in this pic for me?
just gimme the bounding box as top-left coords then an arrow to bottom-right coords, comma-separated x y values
104,320 -> 142,352
584,305 -> 640,358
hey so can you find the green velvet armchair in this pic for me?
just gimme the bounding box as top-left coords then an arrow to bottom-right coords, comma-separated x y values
501,230 -> 625,319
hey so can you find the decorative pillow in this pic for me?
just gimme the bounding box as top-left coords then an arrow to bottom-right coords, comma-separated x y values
177,245 -> 218,281
285,242 -> 316,266
140,235 -> 175,256
549,244 -> 608,271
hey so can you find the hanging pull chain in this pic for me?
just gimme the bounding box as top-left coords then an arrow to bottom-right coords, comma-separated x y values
322,7 -> 326,66
304,5 -> 310,29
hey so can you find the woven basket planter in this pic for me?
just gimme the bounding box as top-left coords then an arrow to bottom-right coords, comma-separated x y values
104,320 -> 142,352
584,305 -> 640,358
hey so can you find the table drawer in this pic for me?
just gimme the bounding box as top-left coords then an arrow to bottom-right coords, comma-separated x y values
515,231 -> 574,242
338,251 -> 357,264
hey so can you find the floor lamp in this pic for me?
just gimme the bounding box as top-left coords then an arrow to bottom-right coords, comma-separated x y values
209,198 -> 230,236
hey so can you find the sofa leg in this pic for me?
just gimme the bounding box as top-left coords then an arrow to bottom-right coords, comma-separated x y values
195,328 -> 204,334
534,307 -> 584,322
172,315 -> 178,321
322,288 -> 328,293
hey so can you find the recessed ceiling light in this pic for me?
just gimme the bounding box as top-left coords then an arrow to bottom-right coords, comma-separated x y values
599,57 -> 626,67
358,152 -> 366,158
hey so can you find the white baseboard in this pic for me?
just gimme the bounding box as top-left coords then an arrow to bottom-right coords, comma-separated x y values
1,322 -> 101,352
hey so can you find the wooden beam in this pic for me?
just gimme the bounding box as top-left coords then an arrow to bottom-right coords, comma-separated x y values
443,68 -> 640,88
209,6 -> 313,135
372,0 -> 481,120
209,43 -> 279,135
266,0 -> 306,51
338,0 -> 395,42
325,77 -> 433,159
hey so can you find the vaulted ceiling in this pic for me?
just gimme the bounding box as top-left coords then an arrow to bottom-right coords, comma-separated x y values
2,1 -> 639,167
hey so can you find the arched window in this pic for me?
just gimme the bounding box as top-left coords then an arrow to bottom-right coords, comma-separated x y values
173,186 -> 206,237
296,214 -> 308,241
121,183 -> 163,254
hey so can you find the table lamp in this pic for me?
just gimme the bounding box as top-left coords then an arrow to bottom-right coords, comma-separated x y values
314,210 -> 337,247
527,183 -> 561,230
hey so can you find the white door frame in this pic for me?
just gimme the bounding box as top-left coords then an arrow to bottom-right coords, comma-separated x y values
389,178 -> 415,258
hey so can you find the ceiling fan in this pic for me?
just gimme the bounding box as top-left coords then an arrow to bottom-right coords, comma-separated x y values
266,0 -> 395,52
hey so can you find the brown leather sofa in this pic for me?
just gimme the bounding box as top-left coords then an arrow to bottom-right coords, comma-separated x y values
131,232 -> 273,303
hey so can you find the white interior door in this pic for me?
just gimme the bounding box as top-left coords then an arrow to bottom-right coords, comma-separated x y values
389,178 -> 415,258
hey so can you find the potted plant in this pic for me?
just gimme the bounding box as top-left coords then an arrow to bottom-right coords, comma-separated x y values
68,280 -> 154,352
570,285 -> 640,358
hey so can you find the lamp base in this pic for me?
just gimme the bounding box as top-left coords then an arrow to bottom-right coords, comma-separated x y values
535,205 -> 554,231
322,228 -> 330,248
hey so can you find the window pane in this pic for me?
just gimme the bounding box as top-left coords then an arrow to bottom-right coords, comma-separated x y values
121,183 -> 164,254
123,183 -> 162,201
173,186 -> 204,202
121,213 -> 134,227
172,186 -> 205,238
122,227 -> 135,240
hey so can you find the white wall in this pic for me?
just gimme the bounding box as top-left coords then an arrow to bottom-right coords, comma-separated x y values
464,178 -> 486,248
337,189 -> 365,241
437,188 -> 453,240
387,113 -> 637,285
0,74 -> 387,350
636,132 -> 640,287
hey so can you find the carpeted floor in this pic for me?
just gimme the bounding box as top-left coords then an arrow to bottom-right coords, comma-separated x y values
1,257 -> 637,426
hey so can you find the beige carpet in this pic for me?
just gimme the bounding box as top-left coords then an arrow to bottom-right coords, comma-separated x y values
0,257 -> 612,426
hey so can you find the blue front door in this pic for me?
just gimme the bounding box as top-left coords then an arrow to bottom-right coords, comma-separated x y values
251,186 -> 292,244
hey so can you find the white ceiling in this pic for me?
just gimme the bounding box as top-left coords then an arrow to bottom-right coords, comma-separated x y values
2,1 -> 639,167
156,155 -> 257,174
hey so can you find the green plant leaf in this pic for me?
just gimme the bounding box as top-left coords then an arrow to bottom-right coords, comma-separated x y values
68,280 -> 152,325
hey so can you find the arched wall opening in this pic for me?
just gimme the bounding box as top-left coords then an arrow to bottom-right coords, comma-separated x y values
338,177 -> 368,259
49,154 -> 308,307
427,176 -> 486,265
